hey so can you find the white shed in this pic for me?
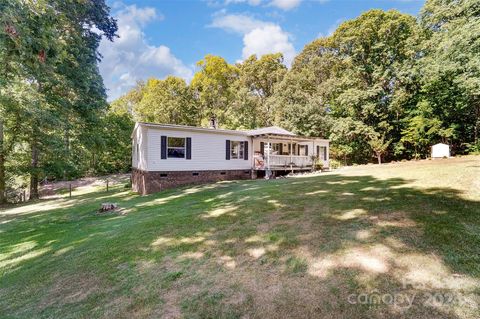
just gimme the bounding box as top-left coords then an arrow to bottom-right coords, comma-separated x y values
431,143 -> 450,158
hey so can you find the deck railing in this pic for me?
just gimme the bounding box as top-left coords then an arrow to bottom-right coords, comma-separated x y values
267,155 -> 311,168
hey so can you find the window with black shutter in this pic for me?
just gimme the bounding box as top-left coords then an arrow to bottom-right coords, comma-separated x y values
230,141 -> 246,159
226,140 -> 231,160
161,136 -> 167,159
186,137 -> 192,159
167,137 -> 186,158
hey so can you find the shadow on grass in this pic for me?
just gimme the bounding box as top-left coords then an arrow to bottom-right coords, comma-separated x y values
0,173 -> 479,318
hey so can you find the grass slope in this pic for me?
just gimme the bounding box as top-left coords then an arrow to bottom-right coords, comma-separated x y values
1,157 -> 479,319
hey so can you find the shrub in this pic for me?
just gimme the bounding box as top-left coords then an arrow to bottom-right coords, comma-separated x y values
315,162 -> 324,171
330,159 -> 341,169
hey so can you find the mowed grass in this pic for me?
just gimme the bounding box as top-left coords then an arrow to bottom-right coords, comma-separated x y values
1,157 -> 479,319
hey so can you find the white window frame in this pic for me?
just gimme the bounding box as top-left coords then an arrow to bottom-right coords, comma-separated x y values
230,141 -> 245,160
319,146 -> 327,161
299,145 -> 307,156
167,137 -> 186,158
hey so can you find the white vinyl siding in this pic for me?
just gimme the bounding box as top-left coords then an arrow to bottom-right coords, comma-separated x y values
132,124 -> 148,170
147,127 -> 252,171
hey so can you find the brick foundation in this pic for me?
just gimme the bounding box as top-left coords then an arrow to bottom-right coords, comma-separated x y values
132,168 -> 254,195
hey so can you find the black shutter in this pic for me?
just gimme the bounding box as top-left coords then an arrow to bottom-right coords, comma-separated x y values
161,136 -> 167,159
244,141 -> 248,160
323,147 -> 327,161
279,143 -> 283,155
226,140 -> 230,160
186,137 -> 192,159
317,145 -> 320,156
305,145 -> 309,156
260,142 -> 264,156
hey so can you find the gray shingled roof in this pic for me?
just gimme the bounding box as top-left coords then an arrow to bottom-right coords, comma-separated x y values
247,126 -> 295,136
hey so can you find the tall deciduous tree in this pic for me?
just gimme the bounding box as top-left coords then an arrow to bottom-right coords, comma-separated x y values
231,53 -> 287,128
419,0 -> 480,152
135,77 -> 199,125
0,0 -> 117,200
191,55 -> 239,127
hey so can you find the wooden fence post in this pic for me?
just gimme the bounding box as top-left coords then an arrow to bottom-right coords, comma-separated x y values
106,179 -> 109,192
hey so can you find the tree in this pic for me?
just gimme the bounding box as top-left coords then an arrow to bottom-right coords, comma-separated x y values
367,133 -> 391,164
328,10 -> 423,160
0,0 -> 117,200
419,0 -> 480,151
135,77 -> 199,125
269,10 -> 423,162
268,37 -> 338,137
191,55 -> 239,127
232,54 -> 287,128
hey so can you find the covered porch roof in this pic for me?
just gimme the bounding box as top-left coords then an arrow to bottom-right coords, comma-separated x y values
246,126 -> 328,142
250,133 -> 329,142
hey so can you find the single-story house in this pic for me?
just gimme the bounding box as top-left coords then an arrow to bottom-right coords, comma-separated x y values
131,121 -> 329,195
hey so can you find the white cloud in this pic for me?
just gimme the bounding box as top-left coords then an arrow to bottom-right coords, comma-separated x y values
225,0 -> 262,5
99,5 -> 192,100
210,13 -> 269,34
210,13 -> 296,66
242,25 -> 296,65
268,0 -> 302,10
220,0 -> 302,10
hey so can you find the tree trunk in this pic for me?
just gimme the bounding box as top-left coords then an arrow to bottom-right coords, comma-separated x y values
474,100 -> 479,145
377,152 -> 382,164
0,119 -> 5,204
29,138 -> 39,200
63,127 -> 70,180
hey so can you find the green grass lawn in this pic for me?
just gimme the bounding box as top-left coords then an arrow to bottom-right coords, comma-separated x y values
1,157 -> 479,319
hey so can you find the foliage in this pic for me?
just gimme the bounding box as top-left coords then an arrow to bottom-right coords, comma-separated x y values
111,4 -> 476,166
231,53 -> 287,128
2,0 -> 479,201
135,77 -> 199,125
0,0 -> 117,200
418,0 -> 480,153
191,55 -> 239,127
329,159 -> 342,169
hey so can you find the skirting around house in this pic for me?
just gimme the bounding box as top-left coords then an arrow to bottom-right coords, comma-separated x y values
132,168 -> 256,195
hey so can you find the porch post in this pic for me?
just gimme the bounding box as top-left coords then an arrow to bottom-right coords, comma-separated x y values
290,137 -> 293,173
312,140 -> 315,169
267,136 -> 270,170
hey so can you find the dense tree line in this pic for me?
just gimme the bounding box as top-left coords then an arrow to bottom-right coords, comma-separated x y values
0,0 -> 122,202
1,0 -> 479,202
115,0 -> 480,166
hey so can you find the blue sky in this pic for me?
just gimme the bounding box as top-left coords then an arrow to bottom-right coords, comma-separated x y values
99,0 -> 425,100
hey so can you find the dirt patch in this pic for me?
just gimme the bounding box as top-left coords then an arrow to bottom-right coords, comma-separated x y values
39,272 -> 106,311
39,173 -> 130,198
